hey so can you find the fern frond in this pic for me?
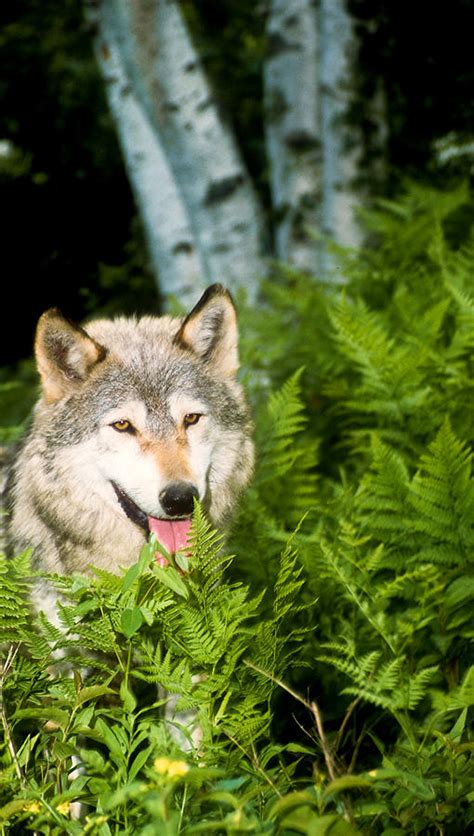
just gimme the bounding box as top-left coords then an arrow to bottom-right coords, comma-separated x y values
273,532 -> 306,625
222,697 -> 271,748
264,368 -> 308,446
166,606 -> 220,665
257,370 -> 315,486
408,419 -> 474,558
402,666 -> 438,710
186,503 -> 233,607
0,552 -> 47,659
242,371 -> 321,532
330,298 -> 395,383
356,435 -> 410,535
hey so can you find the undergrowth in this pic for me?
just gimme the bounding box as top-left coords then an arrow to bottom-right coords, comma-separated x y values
0,183 -> 473,833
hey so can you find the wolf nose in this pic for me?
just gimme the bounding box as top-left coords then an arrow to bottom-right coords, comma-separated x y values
159,481 -> 199,517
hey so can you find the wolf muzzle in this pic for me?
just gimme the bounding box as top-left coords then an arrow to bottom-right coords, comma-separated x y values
159,481 -> 199,518
111,480 -> 199,531
111,480 -> 198,557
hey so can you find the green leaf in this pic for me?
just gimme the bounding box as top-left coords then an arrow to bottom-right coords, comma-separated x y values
53,739 -> 77,759
268,790 -> 317,820
323,774 -> 372,797
15,707 -> 70,729
120,679 -> 137,713
279,811 -> 358,835
128,745 -> 154,781
120,606 -> 144,638
174,551 -> 191,573
77,685 -> 116,706
121,562 -> 140,594
94,718 -> 125,758
153,564 -> 189,598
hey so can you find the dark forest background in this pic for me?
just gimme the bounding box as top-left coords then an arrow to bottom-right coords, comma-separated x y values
1,0 -> 473,364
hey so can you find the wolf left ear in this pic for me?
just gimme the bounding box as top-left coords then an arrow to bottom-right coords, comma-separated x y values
35,309 -> 107,403
175,284 -> 239,377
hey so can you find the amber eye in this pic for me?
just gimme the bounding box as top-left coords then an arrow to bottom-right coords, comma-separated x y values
111,419 -> 134,433
184,413 -> 202,428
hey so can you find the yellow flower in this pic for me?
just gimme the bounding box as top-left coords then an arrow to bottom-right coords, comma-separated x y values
153,757 -> 189,779
167,760 -> 189,778
153,757 -> 171,775
57,801 -> 71,816
24,801 -> 41,814
84,815 -> 108,832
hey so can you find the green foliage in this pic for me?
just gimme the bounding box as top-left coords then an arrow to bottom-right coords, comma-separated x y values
0,360 -> 38,444
0,508 -> 305,832
235,182 -> 474,831
1,183 -> 473,832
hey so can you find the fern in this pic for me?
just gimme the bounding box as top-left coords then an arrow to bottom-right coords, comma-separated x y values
233,371 -> 320,587
256,369 -> 319,520
356,434 -> 410,535
408,418 -> 474,562
0,552 -> 50,662
318,643 -> 437,713
1,182 -> 473,833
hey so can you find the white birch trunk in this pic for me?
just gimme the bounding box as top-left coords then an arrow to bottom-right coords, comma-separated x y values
90,2 -> 206,308
264,0 -> 321,274
103,0 -> 266,300
320,0 -> 362,278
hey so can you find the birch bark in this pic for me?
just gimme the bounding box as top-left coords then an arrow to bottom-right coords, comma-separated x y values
264,0 -> 322,274
103,0 -> 266,300
320,0 -> 362,278
90,2 -> 205,307
90,0 -> 367,298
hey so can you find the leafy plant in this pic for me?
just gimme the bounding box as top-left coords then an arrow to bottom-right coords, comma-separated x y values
1,182 -> 473,833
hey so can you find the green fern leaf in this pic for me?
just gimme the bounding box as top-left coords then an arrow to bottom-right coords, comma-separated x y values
409,419 -> 474,559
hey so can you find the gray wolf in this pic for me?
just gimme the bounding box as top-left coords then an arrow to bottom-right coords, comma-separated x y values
5,285 -> 254,584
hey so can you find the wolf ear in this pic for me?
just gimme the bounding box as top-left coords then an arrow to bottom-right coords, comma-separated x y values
175,284 -> 239,377
35,309 -> 106,403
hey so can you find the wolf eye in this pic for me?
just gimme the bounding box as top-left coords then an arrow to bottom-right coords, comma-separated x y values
111,419 -> 134,433
183,413 -> 202,428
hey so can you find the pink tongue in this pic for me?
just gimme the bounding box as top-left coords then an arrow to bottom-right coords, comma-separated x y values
148,517 -> 192,556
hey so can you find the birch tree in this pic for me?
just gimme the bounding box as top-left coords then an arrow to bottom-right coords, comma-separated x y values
263,0 -> 362,281
89,0 -> 367,302
90,0 -> 265,304
319,0 -> 362,277
263,0 -> 322,275
92,5 -> 205,306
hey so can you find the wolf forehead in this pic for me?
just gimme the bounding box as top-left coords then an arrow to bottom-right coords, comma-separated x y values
35,285 -> 251,442
78,351 -> 244,425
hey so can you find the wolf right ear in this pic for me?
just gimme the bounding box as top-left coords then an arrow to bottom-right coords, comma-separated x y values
35,309 -> 106,403
174,284 -> 239,377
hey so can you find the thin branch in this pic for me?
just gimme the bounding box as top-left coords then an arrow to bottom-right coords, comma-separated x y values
244,658 -> 357,824
0,644 -> 24,786
224,730 -> 282,798
334,696 -> 362,754
348,721 -> 367,774
309,699 -> 336,782
244,659 -> 341,779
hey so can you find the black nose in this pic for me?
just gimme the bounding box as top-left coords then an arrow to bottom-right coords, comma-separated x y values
159,481 -> 199,517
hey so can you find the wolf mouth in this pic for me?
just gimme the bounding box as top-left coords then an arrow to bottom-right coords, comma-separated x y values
111,482 -> 150,533
111,482 -> 192,556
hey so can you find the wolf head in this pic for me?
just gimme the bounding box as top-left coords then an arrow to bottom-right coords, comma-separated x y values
9,285 -> 254,572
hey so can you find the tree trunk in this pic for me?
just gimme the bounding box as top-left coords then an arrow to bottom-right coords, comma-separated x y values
264,0 -> 322,275
102,0 -> 266,301
91,2 -> 206,307
319,0 -> 362,279
90,0 -> 368,300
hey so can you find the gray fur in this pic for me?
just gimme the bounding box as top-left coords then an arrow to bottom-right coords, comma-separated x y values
5,286 -> 254,578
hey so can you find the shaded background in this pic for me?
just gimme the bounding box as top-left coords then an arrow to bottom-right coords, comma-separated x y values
1,0 -> 473,364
